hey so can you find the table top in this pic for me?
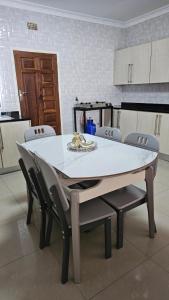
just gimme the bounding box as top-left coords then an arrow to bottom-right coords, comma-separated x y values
23,134 -> 157,179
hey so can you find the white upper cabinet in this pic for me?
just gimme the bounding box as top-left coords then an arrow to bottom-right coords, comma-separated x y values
114,43 -> 151,85
113,48 -> 131,85
150,38 -> 169,83
130,43 -> 151,84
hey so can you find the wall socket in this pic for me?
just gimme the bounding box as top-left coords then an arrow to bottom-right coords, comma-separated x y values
27,22 -> 38,30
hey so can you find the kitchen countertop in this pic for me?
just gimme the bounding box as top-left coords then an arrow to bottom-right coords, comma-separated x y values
0,117 -> 30,123
113,102 -> 169,114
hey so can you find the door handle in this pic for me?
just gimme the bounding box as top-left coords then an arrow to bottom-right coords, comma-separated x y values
18,89 -> 28,102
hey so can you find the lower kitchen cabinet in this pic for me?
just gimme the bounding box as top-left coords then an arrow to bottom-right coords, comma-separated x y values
0,120 -> 30,169
136,111 -> 158,135
156,113 -> 169,155
114,109 -> 138,140
113,108 -> 169,156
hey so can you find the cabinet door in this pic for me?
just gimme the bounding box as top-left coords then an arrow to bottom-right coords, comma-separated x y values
137,111 -> 158,135
113,48 -> 130,85
130,43 -> 151,84
157,114 -> 169,154
150,38 -> 169,83
1,121 -> 30,168
119,110 -> 138,140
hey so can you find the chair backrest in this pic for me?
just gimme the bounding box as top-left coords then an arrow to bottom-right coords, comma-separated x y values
124,132 -> 159,177
34,154 -> 69,213
124,132 -> 159,152
96,126 -> 121,142
16,142 -> 48,207
24,125 -> 56,142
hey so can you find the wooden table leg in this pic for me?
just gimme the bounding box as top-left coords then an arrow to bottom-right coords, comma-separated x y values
145,166 -> 156,238
70,190 -> 80,283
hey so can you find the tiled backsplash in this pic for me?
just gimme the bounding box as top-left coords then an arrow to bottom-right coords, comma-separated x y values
0,5 -> 124,133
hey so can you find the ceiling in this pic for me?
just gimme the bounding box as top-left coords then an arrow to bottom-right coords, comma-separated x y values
15,0 -> 169,21
1,0 -> 169,26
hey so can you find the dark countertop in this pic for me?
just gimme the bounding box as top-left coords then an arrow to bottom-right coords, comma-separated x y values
0,118 -> 30,123
113,102 -> 169,114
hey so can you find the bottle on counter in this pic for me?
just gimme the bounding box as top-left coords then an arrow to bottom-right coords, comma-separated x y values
85,117 -> 96,135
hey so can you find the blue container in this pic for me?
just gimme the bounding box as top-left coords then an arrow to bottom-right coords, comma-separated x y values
85,118 -> 96,135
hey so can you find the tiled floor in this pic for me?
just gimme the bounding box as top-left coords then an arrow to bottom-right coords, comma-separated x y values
1,159 -> 169,299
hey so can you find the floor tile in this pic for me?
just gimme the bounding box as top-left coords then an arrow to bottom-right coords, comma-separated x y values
68,227 -> 144,299
124,206 -> 169,257
0,249 -> 84,300
152,244 -> 169,273
0,218 -> 39,268
92,260 -> 169,300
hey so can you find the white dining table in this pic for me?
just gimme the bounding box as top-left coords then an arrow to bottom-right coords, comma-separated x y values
23,134 -> 158,283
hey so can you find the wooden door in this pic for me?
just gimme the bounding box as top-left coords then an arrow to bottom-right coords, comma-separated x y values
13,51 -> 61,134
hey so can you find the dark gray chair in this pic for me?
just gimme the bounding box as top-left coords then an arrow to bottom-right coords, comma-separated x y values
34,153 -> 115,284
101,132 -> 159,249
24,125 -> 56,142
16,142 -> 47,249
96,126 -> 121,142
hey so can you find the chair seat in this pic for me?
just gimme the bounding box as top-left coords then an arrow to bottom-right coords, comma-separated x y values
102,185 -> 146,211
65,197 -> 115,227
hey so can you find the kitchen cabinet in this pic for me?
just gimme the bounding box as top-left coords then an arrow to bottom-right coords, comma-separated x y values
114,109 -> 138,140
136,111 -> 158,135
155,113 -> 169,155
114,43 -> 151,85
0,120 -> 30,169
113,48 -> 130,85
150,37 -> 169,83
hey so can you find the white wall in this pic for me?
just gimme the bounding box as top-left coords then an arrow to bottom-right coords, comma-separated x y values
0,5 -> 124,133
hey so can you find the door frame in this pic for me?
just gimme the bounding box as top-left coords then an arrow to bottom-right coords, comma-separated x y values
11,47 -> 63,132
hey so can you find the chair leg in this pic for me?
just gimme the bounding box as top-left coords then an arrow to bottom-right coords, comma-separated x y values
61,233 -> 70,284
104,217 -> 112,259
39,208 -> 46,249
116,211 -> 124,249
26,189 -> 34,225
45,214 -> 53,246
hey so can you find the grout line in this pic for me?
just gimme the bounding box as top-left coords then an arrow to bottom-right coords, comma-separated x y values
0,248 -> 40,271
88,258 -> 149,300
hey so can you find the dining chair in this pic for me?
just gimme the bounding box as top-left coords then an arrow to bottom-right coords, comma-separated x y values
96,126 -> 121,142
16,142 -> 47,249
79,126 -> 121,189
24,125 -> 56,142
34,153 -> 115,284
101,132 -> 159,249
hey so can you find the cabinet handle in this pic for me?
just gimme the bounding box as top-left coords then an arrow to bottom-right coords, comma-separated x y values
117,111 -> 121,128
130,64 -> 133,83
0,127 -> 4,151
154,115 -> 158,135
128,64 -> 131,83
158,115 -> 162,135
